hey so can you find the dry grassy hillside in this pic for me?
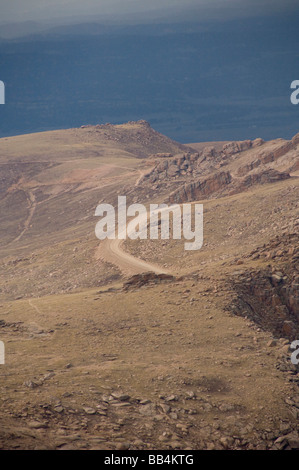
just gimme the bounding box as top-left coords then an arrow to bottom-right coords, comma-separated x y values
0,123 -> 298,450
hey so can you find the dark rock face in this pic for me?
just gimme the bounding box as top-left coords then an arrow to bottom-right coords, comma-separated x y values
231,169 -> 290,194
123,272 -> 175,291
231,270 -> 299,340
167,169 -> 289,204
230,232 -> 299,339
168,171 -> 232,203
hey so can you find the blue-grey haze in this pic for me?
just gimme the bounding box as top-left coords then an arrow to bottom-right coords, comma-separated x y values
0,14 -> 298,143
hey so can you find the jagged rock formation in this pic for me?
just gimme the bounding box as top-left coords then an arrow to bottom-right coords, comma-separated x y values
168,171 -> 232,203
139,132 -> 298,202
230,169 -> 290,195
144,152 -> 201,183
230,231 -> 299,339
231,267 -> 299,340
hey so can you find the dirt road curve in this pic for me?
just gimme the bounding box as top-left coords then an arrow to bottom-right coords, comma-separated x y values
95,205 -> 174,275
96,236 -> 168,276
95,172 -> 178,275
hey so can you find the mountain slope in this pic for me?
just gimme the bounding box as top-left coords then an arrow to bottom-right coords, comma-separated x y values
0,123 -> 298,450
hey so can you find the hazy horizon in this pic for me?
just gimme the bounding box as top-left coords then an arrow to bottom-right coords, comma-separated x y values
0,1 -> 298,143
1,0 -> 299,32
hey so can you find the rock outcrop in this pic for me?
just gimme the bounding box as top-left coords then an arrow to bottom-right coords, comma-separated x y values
139,131 -> 298,203
231,169 -> 290,194
231,268 -> 299,340
168,171 -> 232,203
122,272 -> 175,291
143,152 -> 200,184
230,231 -> 299,339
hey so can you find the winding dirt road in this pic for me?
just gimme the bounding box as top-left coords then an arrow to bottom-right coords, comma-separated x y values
95,204 -> 176,276
95,163 -> 172,276
96,236 -> 168,276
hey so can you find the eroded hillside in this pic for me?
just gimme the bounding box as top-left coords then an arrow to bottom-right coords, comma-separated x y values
0,123 -> 298,450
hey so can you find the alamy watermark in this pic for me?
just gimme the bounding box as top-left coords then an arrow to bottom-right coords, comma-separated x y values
0,80 -> 5,104
291,340 -> 299,365
0,341 -> 4,365
95,196 -> 203,251
290,80 -> 299,105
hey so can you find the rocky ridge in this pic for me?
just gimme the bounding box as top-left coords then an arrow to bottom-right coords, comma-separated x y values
138,133 -> 299,203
